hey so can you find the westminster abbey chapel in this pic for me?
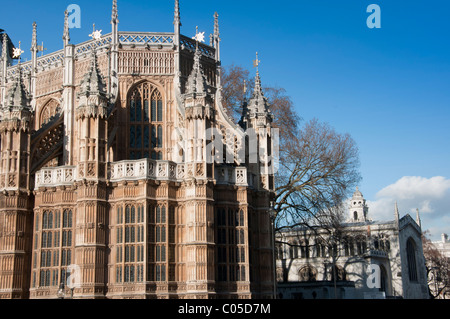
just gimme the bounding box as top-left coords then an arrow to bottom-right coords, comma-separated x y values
0,1 -> 276,299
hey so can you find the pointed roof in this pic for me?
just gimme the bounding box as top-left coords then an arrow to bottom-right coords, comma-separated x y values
63,10 -> 70,45
1,32 -> 17,63
174,0 -> 181,26
31,22 -> 38,50
1,33 -> 7,60
247,53 -> 270,116
185,45 -> 208,96
5,68 -> 31,110
214,12 -> 220,38
238,80 -> 250,128
394,201 -> 400,221
247,70 -> 270,114
416,208 -> 422,228
78,50 -> 107,97
111,0 -> 119,23
76,51 -> 108,119
352,186 -> 364,199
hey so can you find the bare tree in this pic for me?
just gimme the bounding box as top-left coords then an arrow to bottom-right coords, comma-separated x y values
221,64 -> 300,147
221,66 -> 360,232
274,119 -> 361,232
221,64 -> 253,121
221,64 -> 361,299
422,232 -> 450,299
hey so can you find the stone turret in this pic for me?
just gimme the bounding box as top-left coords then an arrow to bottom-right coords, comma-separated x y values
76,51 -> 108,119
185,45 -> 209,97
245,56 -> 273,129
4,71 -> 31,113
241,55 -> 275,192
0,68 -> 34,299
349,187 -> 369,223
0,56 -> 33,187
75,50 -> 108,180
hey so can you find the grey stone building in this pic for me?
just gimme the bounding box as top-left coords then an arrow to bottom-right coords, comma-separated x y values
276,188 -> 429,299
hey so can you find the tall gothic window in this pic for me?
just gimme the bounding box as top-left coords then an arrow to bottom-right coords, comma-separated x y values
33,209 -> 74,288
215,208 -> 247,282
115,204 -> 145,284
407,238 -> 418,282
128,82 -> 164,160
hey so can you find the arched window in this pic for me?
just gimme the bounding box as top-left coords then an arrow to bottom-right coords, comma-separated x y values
407,238 -> 418,282
356,236 -> 367,255
315,240 -> 326,258
299,266 -> 317,282
380,265 -> 388,294
300,240 -> 310,259
63,209 -> 72,228
330,265 -> 346,282
275,244 -> 283,260
128,82 -> 164,160
291,241 -> 299,259
39,99 -> 61,127
276,268 -> 284,282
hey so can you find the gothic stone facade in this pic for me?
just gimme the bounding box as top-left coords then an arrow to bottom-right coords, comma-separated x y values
0,2 -> 275,299
276,188 -> 429,299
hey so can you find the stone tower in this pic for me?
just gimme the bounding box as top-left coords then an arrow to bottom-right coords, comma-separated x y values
349,187 -> 369,223
0,67 -> 34,299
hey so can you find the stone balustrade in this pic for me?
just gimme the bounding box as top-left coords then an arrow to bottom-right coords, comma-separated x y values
35,166 -> 77,188
215,166 -> 248,186
109,159 -> 182,182
34,160 -> 250,188
365,249 -> 388,259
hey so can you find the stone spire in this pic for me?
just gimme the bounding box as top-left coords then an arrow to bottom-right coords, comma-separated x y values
63,10 -> 70,46
30,22 -> 38,108
79,51 -> 106,97
111,0 -> 119,24
1,33 -> 7,60
1,67 -> 32,130
76,50 -> 107,118
394,201 -> 400,224
110,0 -> 119,102
239,80 -> 250,129
1,33 -> 8,108
214,12 -> 220,38
416,208 -> 422,228
247,53 -> 270,117
213,12 -> 220,61
5,67 -> 31,111
174,0 -> 181,28
31,22 -> 37,51
1,33 -> 7,64
185,46 -> 208,96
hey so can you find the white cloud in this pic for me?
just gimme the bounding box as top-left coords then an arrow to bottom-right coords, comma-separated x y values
366,176 -> 450,241
376,176 -> 450,200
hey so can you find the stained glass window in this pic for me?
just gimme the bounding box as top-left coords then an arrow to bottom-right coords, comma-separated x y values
128,83 -> 164,160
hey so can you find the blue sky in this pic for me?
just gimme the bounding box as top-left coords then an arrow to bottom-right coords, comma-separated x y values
1,1 -> 449,240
